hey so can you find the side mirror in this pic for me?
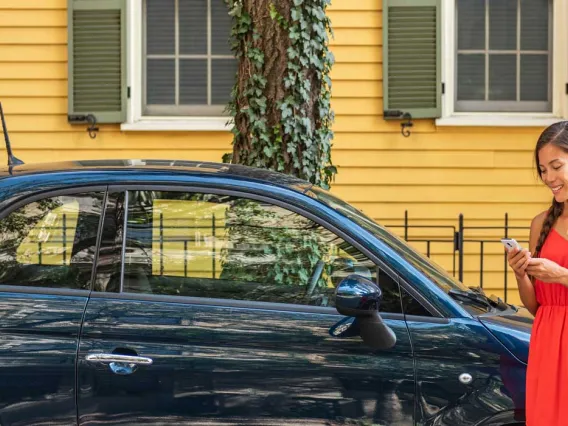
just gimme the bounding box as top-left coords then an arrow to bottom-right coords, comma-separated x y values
334,275 -> 397,350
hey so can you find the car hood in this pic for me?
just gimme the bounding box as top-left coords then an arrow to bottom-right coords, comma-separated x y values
478,306 -> 533,364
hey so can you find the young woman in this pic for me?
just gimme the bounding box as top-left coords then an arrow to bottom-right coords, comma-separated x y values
507,121 -> 568,425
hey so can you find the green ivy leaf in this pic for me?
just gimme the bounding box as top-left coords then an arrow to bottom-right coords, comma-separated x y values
269,3 -> 278,20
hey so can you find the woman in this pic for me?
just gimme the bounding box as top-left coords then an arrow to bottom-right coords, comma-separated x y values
507,121 -> 568,425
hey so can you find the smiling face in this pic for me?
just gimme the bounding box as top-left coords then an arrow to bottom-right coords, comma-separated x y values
538,143 -> 568,203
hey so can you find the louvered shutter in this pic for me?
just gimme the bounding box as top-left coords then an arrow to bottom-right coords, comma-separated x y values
67,0 -> 126,124
383,0 -> 441,120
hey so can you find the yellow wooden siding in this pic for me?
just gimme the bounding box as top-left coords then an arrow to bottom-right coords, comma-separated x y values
0,0 -> 553,305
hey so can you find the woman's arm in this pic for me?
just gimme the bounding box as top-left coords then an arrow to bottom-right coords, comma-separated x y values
508,212 -> 545,316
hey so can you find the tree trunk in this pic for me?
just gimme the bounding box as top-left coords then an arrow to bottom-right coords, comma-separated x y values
227,0 -> 335,189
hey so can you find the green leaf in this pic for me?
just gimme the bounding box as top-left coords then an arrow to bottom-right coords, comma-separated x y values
269,3 -> 278,20
291,8 -> 300,21
263,146 -> 274,157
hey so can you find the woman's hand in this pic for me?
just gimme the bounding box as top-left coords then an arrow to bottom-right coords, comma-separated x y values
506,247 -> 531,279
526,258 -> 568,284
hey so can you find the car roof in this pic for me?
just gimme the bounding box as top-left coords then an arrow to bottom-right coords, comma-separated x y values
0,159 -> 314,192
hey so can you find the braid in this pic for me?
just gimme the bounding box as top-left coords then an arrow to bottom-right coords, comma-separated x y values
535,199 -> 564,257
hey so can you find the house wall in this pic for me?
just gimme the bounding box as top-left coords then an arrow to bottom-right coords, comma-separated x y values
0,0 -> 553,304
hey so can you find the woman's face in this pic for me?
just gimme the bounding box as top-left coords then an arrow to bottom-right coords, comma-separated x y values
538,143 -> 568,203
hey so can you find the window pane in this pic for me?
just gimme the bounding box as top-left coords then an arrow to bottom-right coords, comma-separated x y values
146,59 -> 175,104
457,54 -> 485,100
521,54 -> 548,101
401,287 -> 432,317
457,0 -> 485,50
212,59 -> 237,104
489,54 -> 516,100
0,193 -> 104,290
121,191 -> 403,313
211,0 -> 232,55
179,0 -> 207,55
146,0 -> 175,55
489,0 -> 517,50
521,0 -> 549,50
180,59 -> 207,104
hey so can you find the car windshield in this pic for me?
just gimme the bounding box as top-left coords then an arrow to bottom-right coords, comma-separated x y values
309,186 -> 470,294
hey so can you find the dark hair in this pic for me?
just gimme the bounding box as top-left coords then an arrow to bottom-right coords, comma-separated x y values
534,121 -> 568,256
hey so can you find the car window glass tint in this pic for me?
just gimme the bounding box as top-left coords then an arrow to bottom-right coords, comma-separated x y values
121,190 -> 402,313
400,287 -> 433,317
0,192 -> 104,290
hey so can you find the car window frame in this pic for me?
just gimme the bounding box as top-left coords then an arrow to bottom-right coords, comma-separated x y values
0,185 -> 108,297
95,184 -> 443,320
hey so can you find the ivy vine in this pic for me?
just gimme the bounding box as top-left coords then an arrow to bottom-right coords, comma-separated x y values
224,0 -> 337,189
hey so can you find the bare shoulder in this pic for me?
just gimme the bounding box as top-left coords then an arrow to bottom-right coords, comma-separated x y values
529,210 -> 549,252
530,210 -> 549,234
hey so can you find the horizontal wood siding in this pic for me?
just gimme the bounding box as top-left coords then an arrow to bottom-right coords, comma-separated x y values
0,0 -> 552,305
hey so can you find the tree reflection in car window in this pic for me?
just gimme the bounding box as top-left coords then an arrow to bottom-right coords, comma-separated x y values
120,191 -> 404,313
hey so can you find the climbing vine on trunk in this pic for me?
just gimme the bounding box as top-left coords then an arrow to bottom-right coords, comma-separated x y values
224,0 -> 336,189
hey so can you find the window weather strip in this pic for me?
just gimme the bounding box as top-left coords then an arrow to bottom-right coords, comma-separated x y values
119,190 -> 129,293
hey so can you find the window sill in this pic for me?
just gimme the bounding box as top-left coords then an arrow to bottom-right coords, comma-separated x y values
435,114 -> 564,127
120,117 -> 234,132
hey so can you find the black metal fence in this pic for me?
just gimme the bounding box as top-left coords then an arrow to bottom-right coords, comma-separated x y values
385,211 -> 530,302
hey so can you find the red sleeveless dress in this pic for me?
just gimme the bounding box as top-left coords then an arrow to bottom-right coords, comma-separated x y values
526,228 -> 568,425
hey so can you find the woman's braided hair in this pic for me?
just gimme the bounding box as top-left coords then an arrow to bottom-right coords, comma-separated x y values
534,121 -> 568,257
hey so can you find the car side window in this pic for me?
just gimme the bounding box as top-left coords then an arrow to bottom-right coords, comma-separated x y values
0,192 -> 104,290
400,287 -> 433,317
119,190 -> 403,313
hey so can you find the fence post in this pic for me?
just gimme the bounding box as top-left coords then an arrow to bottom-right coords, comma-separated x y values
458,214 -> 464,283
62,214 -> 67,265
160,213 -> 164,276
212,214 -> 216,279
184,240 -> 188,277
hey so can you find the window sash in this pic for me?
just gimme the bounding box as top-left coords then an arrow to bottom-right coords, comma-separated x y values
454,0 -> 553,113
142,0 -> 235,116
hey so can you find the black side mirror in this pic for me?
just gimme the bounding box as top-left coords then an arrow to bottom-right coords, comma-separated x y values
334,275 -> 396,350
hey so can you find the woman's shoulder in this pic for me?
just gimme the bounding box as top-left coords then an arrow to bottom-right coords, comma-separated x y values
529,210 -> 550,251
531,209 -> 549,232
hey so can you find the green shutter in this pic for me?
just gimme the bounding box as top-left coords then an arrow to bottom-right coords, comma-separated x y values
68,0 -> 126,124
383,0 -> 441,120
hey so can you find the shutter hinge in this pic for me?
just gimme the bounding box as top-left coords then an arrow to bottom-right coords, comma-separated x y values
442,82 -> 445,95
565,83 -> 568,95
383,110 -> 413,137
68,114 -> 99,139
127,86 -> 131,99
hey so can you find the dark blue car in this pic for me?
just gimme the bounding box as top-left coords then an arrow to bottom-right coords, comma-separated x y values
0,159 -> 531,426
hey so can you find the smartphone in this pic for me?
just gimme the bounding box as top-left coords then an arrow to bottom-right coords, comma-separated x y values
501,238 -> 522,251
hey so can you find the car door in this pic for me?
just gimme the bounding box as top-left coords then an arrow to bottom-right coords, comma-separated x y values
0,188 -> 105,425
76,186 -> 417,425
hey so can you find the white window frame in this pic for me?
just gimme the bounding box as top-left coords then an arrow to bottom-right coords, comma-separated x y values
121,0 -> 234,132
437,0 -> 568,127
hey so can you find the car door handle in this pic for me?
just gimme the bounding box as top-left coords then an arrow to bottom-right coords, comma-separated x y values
85,353 -> 153,375
85,353 -> 153,365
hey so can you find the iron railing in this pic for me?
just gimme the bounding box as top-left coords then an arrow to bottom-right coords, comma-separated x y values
385,211 -> 530,302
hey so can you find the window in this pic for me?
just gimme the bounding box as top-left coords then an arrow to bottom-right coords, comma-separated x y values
114,190 -> 404,313
382,0 -> 565,126
456,0 -> 551,113
0,192 -> 104,290
143,0 -> 236,117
